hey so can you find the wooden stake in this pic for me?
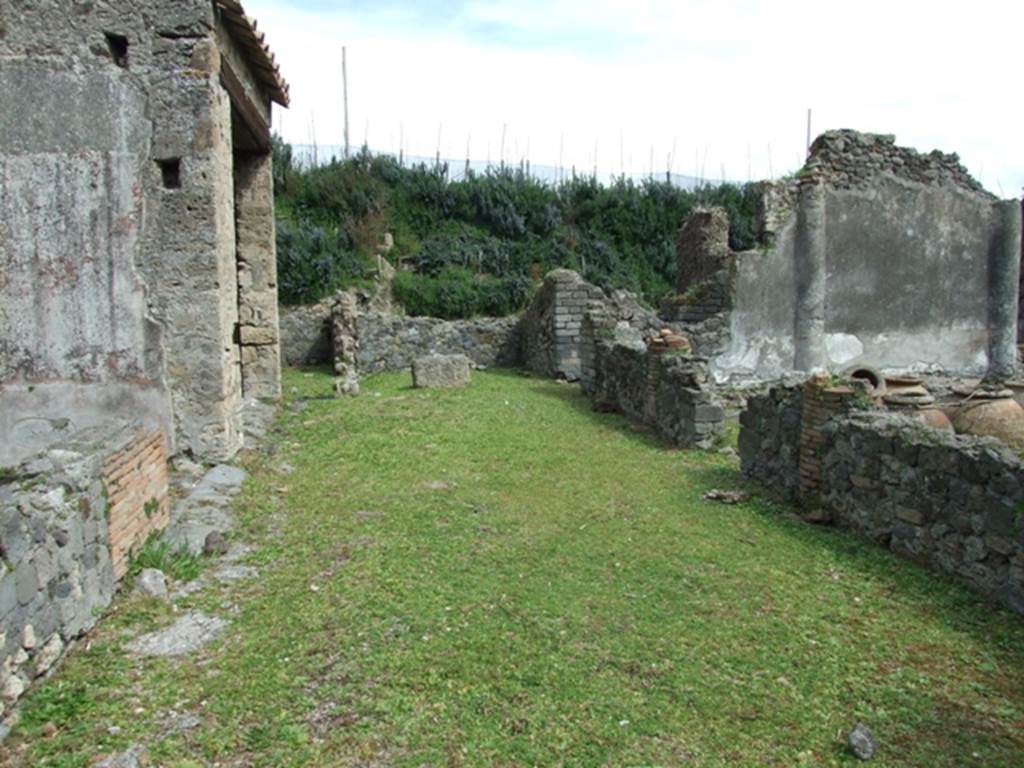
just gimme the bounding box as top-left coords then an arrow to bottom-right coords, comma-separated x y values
806,108 -> 812,158
342,46 -> 350,158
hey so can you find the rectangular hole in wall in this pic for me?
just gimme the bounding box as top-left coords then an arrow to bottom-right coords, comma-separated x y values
104,32 -> 129,68
158,159 -> 181,190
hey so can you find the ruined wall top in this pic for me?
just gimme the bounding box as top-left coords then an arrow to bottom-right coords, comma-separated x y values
0,1 -> 287,106
807,130 -> 990,197
674,207 -> 731,294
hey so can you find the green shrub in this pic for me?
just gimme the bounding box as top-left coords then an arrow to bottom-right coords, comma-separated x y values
276,220 -> 374,305
393,268 -> 532,319
273,138 -> 762,316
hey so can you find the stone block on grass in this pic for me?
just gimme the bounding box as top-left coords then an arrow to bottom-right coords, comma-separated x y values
412,354 -> 471,389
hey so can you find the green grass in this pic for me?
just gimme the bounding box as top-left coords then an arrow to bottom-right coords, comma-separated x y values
4,368 -> 1024,767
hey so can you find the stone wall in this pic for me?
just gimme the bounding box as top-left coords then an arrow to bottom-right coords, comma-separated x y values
591,329 -> 725,448
739,384 -> 1024,612
796,378 -> 864,512
279,300 -> 332,366
234,151 -> 282,400
809,130 -> 988,194
0,424 -> 170,714
0,1 -> 286,464
821,413 -> 1024,612
658,209 -> 737,362
1020,197 -> 1024,343
521,270 -> 608,380
591,330 -> 649,422
738,384 -> 804,502
357,314 -> 521,374
104,429 -> 171,580
652,354 -> 727,447
525,269 -> 674,386
664,208 -> 735,324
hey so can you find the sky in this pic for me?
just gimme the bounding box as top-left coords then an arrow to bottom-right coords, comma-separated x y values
245,0 -> 1023,195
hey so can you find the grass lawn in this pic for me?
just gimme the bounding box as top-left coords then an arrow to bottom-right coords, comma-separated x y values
4,368 -> 1024,767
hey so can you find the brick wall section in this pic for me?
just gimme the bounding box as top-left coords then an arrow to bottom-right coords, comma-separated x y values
103,429 -> 170,580
521,270 -> 607,381
798,377 -> 860,511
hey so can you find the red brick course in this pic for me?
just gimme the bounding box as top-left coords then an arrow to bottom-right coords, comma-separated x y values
103,429 -> 170,579
798,376 -> 858,511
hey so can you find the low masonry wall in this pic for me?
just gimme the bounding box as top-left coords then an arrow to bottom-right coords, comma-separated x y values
737,384 -> 804,502
356,314 -> 521,374
279,298 -> 522,374
821,413 -> 1024,610
739,383 -> 1024,612
0,425 -> 169,715
592,333 -> 649,422
591,330 -> 725,448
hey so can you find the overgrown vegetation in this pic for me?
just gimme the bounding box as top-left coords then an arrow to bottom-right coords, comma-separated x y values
7,368 -> 1024,767
273,137 -> 760,314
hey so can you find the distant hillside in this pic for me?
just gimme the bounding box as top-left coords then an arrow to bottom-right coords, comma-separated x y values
272,139 -> 760,318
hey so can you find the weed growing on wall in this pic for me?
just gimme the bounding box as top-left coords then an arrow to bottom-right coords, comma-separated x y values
274,140 -> 761,314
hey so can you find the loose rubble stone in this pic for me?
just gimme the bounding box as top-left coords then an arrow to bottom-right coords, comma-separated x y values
703,489 -> 751,505
156,709 -> 201,737
171,455 -> 205,478
203,531 -> 229,556
847,722 -> 878,761
134,569 -> 168,600
412,354 -> 472,389
126,612 -> 227,657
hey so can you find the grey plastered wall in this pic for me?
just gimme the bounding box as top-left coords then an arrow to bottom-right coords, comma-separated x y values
712,224 -> 798,381
822,179 -> 999,372
712,135 -> 1021,382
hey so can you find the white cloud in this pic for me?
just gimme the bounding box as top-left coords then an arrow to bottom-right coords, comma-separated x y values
247,0 -> 1024,194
